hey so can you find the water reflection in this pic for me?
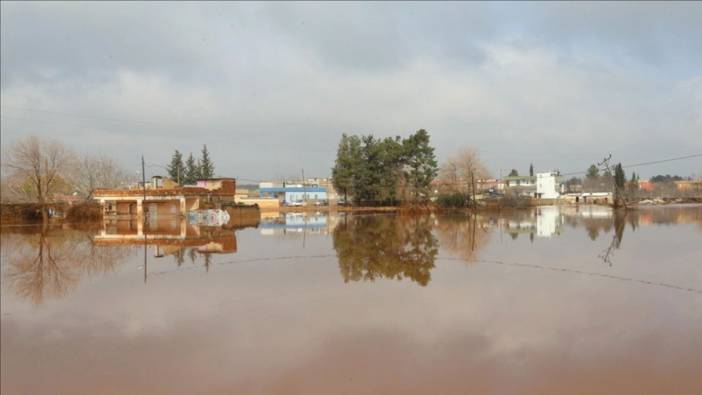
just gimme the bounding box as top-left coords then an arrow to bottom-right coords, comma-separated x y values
2,225 -> 133,305
259,212 -> 338,236
1,218 -> 248,304
435,213 -> 492,263
96,219 -> 238,257
2,206 -> 700,305
493,205 -> 702,242
332,215 -> 438,286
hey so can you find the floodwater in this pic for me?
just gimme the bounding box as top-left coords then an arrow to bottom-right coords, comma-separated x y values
1,205 -> 701,395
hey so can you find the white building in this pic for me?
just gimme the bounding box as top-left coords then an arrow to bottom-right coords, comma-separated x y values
536,172 -> 562,199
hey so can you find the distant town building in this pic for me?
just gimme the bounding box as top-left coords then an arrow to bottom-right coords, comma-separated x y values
476,179 -> 504,193
503,175 -> 536,197
536,172 -> 563,199
259,182 -> 328,206
638,180 -> 656,192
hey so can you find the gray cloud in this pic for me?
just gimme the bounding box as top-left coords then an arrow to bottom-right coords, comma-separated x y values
2,2 -> 701,180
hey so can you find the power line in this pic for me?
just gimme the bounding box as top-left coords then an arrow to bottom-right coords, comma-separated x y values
560,153 -> 702,176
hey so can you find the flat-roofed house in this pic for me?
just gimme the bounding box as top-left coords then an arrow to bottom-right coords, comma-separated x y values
93,177 -> 236,218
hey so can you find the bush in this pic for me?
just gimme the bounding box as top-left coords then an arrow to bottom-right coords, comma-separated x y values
436,192 -> 471,208
65,202 -> 102,222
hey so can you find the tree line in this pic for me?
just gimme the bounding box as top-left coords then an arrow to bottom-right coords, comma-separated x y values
166,145 -> 215,185
331,129 -> 438,205
2,135 -> 130,221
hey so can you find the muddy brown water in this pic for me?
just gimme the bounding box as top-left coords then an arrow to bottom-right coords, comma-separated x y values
2,205 -> 701,394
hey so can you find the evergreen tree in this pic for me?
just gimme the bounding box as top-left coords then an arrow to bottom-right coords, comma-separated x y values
184,153 -> 199,184
614,162 -> 626,206
331,134 -> 361,203
402,129 -> 438,202
167,150 -> 185,184
586,164 -> 599,178
199,144 -> 214,179
529,163 -> 534,177
614,163 -> 626,189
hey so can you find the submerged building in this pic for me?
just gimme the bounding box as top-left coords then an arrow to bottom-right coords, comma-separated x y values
93,177 -> 236,218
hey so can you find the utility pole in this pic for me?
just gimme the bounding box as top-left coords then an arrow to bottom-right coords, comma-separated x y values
301,168 -> 306,204
471,171 -> 477,209
142,155 -> 147,216
142,155 -> 148,284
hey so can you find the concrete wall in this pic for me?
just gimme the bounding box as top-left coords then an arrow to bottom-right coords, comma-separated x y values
235,197 -> 280,210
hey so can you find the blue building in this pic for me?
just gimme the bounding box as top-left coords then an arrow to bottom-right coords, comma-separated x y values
259,185 -> 328,205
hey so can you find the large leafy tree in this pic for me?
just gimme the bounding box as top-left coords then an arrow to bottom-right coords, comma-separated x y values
199,145 -> 214,179
402,129 -> 438,202
167,150 -> 185,184
331,129 -> 438,205
508,169 -> 519,177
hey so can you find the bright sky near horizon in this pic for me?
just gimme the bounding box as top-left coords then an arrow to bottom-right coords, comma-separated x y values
1,2 -> 701,180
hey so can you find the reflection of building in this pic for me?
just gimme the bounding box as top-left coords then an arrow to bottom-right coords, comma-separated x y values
94,177 -> 236,218
93,218 -> 237,256
259,212 -> 331,235
501,206 -> 563,238
535,206 -> 562,237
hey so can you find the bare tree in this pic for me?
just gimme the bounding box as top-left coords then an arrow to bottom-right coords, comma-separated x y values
73,155 -> 130,199
438,148 -> 490,194
3,136 -> 75,221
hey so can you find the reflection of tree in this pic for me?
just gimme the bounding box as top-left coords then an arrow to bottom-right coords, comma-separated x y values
599,211 -> 627,266
4,227 -> 77,305
3,226 -> 133,305
435,213 -> 491,263
333,215 -> 438,286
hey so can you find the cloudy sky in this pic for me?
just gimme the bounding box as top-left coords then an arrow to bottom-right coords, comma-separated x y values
2,1 -> 701,180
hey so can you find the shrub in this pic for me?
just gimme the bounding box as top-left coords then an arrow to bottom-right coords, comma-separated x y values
436,192 -> 471,208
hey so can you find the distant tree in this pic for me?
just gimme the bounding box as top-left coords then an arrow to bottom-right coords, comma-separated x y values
167,150 -> 185,184
184,153 -> 199,185
75,155 -> 129,198
627,171 -> 639,194
650,174 -> 684,183
508,169 -> 519,177
614,163 -> 626,189
402,129 -> 438,202
332,134 -> 362,203
529,163 -> 534,177
2,136 -> 74,222
586,164 -> 600,179
199,145 -> 214,179
438,147 -> 490,195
